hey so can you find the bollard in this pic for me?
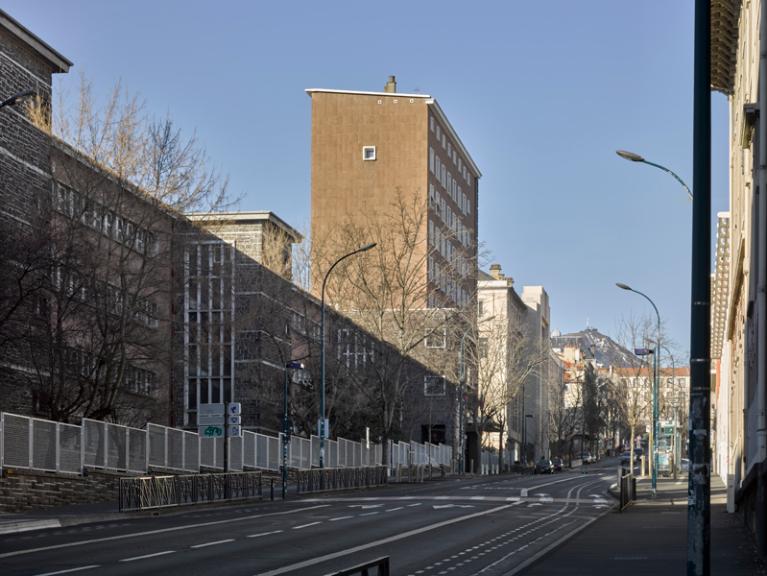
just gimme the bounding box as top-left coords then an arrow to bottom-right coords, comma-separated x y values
270,478 -> 274,501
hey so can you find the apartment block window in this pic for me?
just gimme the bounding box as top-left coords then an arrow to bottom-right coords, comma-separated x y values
425,326 -> 447,348
424,375 -> 446,397
430,116 -> 435,132
362,146 -> 377,161
429,147 -> 435,173
478,300 -> 484,317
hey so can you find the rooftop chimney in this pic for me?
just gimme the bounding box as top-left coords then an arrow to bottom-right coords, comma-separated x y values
489,263 -> 504,280
384,75 -> 397,93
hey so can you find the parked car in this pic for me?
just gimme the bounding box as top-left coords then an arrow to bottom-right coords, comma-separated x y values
534,457 -> 553,474
582,452 -> 594,464
552,457 -> 564,472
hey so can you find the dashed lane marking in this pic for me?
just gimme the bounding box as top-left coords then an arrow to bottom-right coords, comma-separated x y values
119,550 -> 176,563
190,539 -> 235,548
0,504 -> 331,560
329,516 -> 354,522
247,530 -> 284,538
252,502 -> 523,576
293,522 -> 321,530
33,567 -> 100,576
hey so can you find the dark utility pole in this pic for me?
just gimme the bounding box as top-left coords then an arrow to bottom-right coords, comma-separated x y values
688,1 -> 711,574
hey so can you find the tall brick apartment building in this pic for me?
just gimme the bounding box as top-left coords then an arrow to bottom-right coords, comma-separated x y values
307,76 -> 480,310
307,77 -> 481,468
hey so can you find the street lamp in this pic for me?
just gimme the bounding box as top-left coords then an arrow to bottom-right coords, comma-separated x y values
617,282 -> 661,492
319,242 -> 376,468
254,328 -> 311,500
616,149 -> 693,200
0,89 -> 36,110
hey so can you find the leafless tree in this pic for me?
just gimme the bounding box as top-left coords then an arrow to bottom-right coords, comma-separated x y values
13,79 -> 231,424
314,191 -> 472,462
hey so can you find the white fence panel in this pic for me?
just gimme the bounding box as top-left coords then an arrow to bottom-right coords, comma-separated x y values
228,436 -> 243,471
59,423 -> 81,473
267,435 -> 279,470
243,430 -> 257,469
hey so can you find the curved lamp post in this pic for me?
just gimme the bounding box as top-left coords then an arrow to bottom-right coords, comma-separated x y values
617,282 -> 661,492
319,242 -> 376,468
0,89 -> 35,110
616,150 -> 693,200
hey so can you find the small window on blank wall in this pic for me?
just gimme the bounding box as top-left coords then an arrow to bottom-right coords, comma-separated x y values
362,146 -> 376,161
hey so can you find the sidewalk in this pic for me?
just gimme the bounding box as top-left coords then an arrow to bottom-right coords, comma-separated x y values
0,500 -> 126,535
522,475 -> 766,575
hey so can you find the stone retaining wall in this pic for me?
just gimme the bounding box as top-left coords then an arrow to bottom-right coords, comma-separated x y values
0,468 -> 120,512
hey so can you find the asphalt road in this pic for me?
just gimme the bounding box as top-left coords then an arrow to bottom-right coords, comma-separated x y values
0,461 -> 619,576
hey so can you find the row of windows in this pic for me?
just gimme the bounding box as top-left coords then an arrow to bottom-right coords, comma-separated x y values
124,365 -> 156,397
53,183 -> 157,256
429,185 -> 471,248
429,115 -> 474,188
427,255 -> 470,307
186,242 -> 233,279
429,148 -> 471,217
50,266 -> 159,328
64,346 -> 155,397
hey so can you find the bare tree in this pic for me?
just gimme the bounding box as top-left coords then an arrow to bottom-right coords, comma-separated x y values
474,315 -> 547,471
13,79 -> 231,424
314,191 -> 472,461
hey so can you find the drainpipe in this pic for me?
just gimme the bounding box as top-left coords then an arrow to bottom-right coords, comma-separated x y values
756,0 -> 767,557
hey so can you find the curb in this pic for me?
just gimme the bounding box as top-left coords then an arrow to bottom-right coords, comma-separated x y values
0,519 -> 61,535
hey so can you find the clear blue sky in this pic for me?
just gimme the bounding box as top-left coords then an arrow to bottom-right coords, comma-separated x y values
6,1 -> 728,356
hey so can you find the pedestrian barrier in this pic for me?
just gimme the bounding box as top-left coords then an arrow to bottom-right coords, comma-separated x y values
0,412 -> 454,479
294,466 -> 388,494
118,471 -> 263,511
619,467 -> 636,511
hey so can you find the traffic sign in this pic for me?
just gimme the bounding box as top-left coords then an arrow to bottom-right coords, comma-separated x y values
199,425 -> 224,438
227,402 -> 241,416
227,415 -> 241,426
227,425 -> 242,438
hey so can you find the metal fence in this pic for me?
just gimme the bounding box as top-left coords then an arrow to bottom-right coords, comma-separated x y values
1,411 -> 454,478
118,471 -> 263,511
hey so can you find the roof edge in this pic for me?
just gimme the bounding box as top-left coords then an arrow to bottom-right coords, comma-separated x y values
0,10 -> 72,73
305,88 -> 431,99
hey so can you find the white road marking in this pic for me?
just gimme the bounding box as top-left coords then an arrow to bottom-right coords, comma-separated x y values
359,511 -> 380,516
407,503 -> 423,507
247,530 -> 284,538
33,567 -> 99,576
119,550 -> 176,562
293,522 -> 321,530
0,504 -> 330,560
385,507 -> 404,512
190,538 -> 235,549
252,502 -> 523,576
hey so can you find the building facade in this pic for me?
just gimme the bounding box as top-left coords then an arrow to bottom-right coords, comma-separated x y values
710,0 -> 767,549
